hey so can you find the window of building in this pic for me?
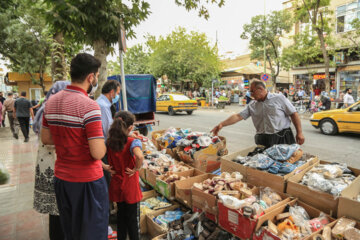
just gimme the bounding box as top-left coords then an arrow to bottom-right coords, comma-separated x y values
336,1 -> 360,33
29,88 -> 42,101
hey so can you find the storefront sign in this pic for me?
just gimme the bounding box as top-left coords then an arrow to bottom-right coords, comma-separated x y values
313,74 -> 326,80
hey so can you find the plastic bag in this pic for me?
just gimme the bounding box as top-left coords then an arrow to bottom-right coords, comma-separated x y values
260,187 -> 282,208
264,144 -> 300,161
289,206 -> 310,227
249,154 -> 274,170
0,162 -> 10,185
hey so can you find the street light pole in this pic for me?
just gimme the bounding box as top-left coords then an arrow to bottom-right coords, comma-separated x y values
263,0 -> 266,74
118,22 -> 128,111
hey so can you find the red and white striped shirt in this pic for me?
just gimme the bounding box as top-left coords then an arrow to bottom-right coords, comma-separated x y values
43,85 -> 104,182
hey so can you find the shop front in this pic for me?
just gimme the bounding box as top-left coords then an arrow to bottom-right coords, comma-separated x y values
337,67 -> 360,101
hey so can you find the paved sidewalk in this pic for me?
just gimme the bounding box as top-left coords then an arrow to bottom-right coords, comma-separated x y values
0,128 -> 49,240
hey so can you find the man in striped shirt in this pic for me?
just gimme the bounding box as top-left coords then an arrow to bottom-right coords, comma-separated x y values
41,53 -> 109,240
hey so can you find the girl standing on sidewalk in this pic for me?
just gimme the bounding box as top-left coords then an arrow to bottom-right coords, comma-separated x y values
107,111 -> 144,240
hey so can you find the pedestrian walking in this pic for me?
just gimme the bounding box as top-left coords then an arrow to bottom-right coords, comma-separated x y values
212,79 -> 305,148
0,92 -> 6,127
32,81 -> 70,240
297,87 -> 306,100
32,91 -> 48,116
14,91 -> 34,142
107,111 -> 144,240
41,53 -> 109,240
2,92 -> 19,138
344,88 -> 355,108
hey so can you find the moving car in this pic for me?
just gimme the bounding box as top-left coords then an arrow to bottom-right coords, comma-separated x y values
310,101 -> 360,135
156,93 -> 197,116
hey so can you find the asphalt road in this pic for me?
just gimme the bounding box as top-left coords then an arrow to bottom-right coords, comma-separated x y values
152,105 -> 360,168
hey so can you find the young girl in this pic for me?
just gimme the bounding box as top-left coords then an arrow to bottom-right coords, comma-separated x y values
107,111 -> 144,240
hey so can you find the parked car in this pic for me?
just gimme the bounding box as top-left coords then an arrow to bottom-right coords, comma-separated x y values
156,93 -> 198,116
310,101 -> 360,135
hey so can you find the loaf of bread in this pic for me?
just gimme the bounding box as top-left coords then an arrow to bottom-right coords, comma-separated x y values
287,149 -> 303,164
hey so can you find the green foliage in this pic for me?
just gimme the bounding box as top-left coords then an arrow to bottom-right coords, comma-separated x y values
281,29 -> 323,70
174,0 -> 225,20
0,0 -> 52,89
240,10 -> 293,82
147,27 -> 222,88
341,18 -> 360,56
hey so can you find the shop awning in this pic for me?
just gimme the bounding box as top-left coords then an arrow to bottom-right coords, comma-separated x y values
337,65 -> 360,72
290,67 -> 336,75
234,64 -> 264,75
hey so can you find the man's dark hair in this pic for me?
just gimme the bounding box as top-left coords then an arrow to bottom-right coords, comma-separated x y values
70,53 -> 101,83
251,79 -> 266,89
102,80 -> 120,94
345,88 -> 351,93
7,92 -> 13,96
44,91 -> 48,95
21,91 -> 26,97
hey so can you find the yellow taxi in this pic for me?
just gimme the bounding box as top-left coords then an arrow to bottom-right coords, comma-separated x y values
156,93 -> 198,115
310,101 -> 360,135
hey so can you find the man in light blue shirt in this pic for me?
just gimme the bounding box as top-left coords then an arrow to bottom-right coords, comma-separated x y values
97,80 -> 121,140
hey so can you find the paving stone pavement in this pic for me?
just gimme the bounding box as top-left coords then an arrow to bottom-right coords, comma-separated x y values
0,127 -> 49,240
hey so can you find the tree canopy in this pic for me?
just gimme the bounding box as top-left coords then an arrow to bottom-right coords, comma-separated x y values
241,10 -> 293,88
147,27 -> 222,88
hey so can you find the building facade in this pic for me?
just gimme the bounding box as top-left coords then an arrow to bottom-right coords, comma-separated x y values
282,0 -> 360,101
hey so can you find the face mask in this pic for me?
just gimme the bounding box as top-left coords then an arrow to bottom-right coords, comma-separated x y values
87,74 -> 98,95
112,93 -> 120,104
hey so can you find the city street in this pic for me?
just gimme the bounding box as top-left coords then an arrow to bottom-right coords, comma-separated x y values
153,105 -> 360,168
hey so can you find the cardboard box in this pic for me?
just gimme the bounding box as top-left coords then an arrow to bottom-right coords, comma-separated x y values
151,233 -> 166,240
156,169 -> 205,200
176,136 -> 227,173
146,162 -> 193,189
256,199 -> 336,240
145,205 -> 182,238
140,190 -> 157,234
217,189 -> 291,239
191,182 -> 257,223
140,168 -> 146,181
221,146 -> 319,193
175,173 -> 215,208
287,161 -> 360,217
338,175 -> 360,221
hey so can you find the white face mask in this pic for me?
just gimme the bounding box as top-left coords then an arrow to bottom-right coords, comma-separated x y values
87,74 -> 98,95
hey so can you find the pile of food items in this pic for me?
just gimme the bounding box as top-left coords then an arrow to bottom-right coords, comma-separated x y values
140,196 -> 172,216
219,187 -> 283,219
192,172 -> 251,197
322,217 -> 360,240
300,163 -> 356,196
158,172 -> 188,184
157,212 -> 231,240
265,205 -> 330,239
232,144 -> 310,175
153,127 -> 222,157
153,209 -> 185,229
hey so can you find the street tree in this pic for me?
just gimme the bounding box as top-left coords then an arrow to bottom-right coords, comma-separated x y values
147,27 -> 221,89
0,0 -> 52,92
281,29 -> 324,74
240,10 -> 293,89
294,0 -> 333,92
43,0 -> 225,98
108,44 -> 151,75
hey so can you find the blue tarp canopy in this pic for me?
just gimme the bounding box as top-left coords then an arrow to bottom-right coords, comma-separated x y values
107,74 -> 157,114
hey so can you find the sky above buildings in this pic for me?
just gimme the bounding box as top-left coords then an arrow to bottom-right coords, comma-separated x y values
124,0 -> 284,57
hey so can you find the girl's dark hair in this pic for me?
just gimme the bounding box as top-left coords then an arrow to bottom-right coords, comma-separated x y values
107,111 -> 135,152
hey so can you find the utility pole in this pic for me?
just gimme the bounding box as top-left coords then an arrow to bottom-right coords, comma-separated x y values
118,21 -> 128,111
263,0 -> 266,74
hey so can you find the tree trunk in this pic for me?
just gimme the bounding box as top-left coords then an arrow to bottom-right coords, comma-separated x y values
93,39 -> 110,99
316,30 -> 330,92
51,32 -> 67,82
